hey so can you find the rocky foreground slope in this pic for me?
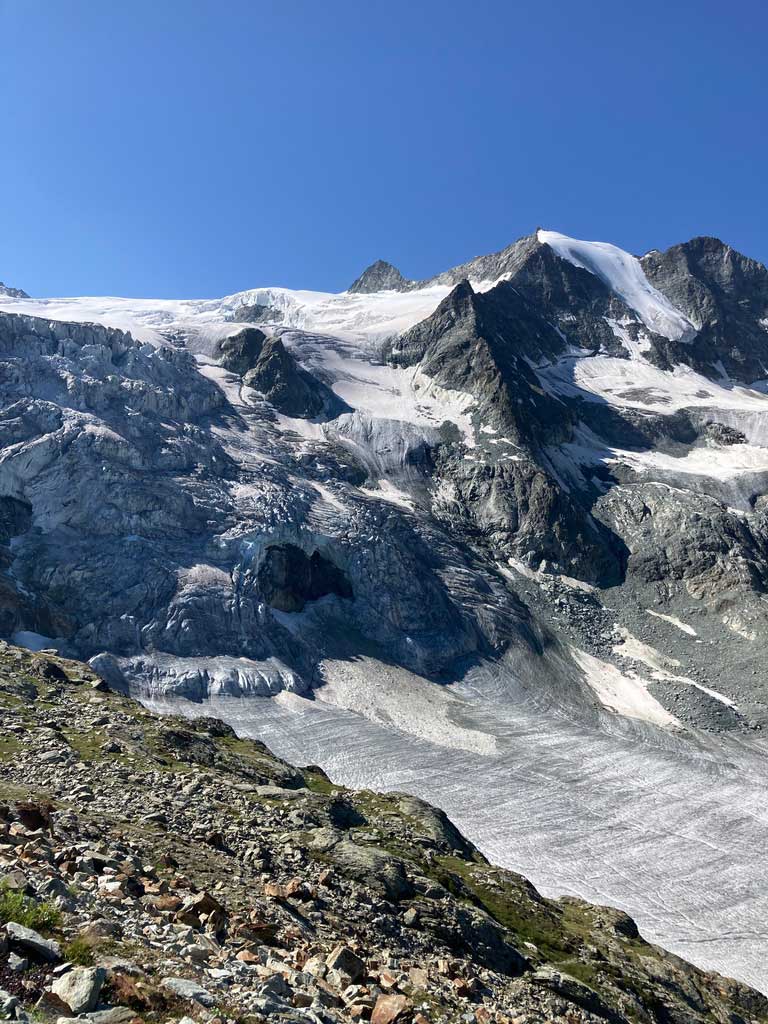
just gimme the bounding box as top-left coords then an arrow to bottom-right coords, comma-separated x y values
1,643 -> 767,1024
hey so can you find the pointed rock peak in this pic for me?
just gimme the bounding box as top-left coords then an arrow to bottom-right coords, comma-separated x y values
348,259 -> 411,294
408,278 -> 480,336
0,281 -> 29,299
443,278 -> 477,312
417,279 -> 481,336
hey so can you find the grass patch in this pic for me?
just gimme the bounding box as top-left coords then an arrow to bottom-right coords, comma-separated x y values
433,856 -> 579,963
303,771 -> 343,796
62,730 -> 104,761
429,859 -> 607,991
0,886 -> 62,931
62,936 -> 96,965
0,734 -> 23,759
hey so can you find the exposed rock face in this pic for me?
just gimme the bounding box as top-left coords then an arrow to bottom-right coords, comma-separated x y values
348,260 -> 411,293
391,280 -> 624,584
595,483 -> 768,599
393,279 -> 571,443
257,543 -> 353,612
215,326 -> 266,373
643,236 -> 768,382
243,335 -> 344,418
498,238 -> 641,354
0,281 -> 28,298
228,302 -> 284,324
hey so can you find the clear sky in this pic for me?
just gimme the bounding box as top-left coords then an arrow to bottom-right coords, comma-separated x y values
3,0 -> 767,298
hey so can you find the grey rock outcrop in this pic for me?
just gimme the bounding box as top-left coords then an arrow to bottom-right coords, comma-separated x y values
0,282 -> 28,298
228,301 -> 283,324
391,280 -> 624,584
50,967 -> 106,1014
214,326 -> 266,373
243,335 -> 345,418
348,260 -> 412,293
643,236 -> 768,382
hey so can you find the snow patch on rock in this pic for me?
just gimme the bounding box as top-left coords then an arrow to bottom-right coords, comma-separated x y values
538,230 -> 694,341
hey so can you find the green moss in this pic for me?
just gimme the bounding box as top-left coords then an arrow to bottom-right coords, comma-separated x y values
433,856 -> 579,963
407,987 -> 448,1017
216,734 -> 299,782
553,958 -> 601,988
151,758 -> 197,775
303,771 -> 343,795
0,734 -> 23,758
63,730 -> 106,762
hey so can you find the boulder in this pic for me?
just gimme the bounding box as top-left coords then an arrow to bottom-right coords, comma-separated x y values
327,839 -> 413,900
5,921 -> 61,962
372,994 -> 409,1024
161,977 -> 215,1006
50,966 -> 106,1014
326,944 -> 365,982
0,989 -> 19,1020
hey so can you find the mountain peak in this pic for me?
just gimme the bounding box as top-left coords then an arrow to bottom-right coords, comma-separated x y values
0,280 -> 29,298
348,259 -> 411,294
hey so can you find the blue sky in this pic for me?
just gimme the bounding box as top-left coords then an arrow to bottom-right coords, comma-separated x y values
2,0 -> 767,297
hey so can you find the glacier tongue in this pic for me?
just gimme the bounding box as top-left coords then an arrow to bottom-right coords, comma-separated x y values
142,669 -> 768,996
537,229 -> 695,341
